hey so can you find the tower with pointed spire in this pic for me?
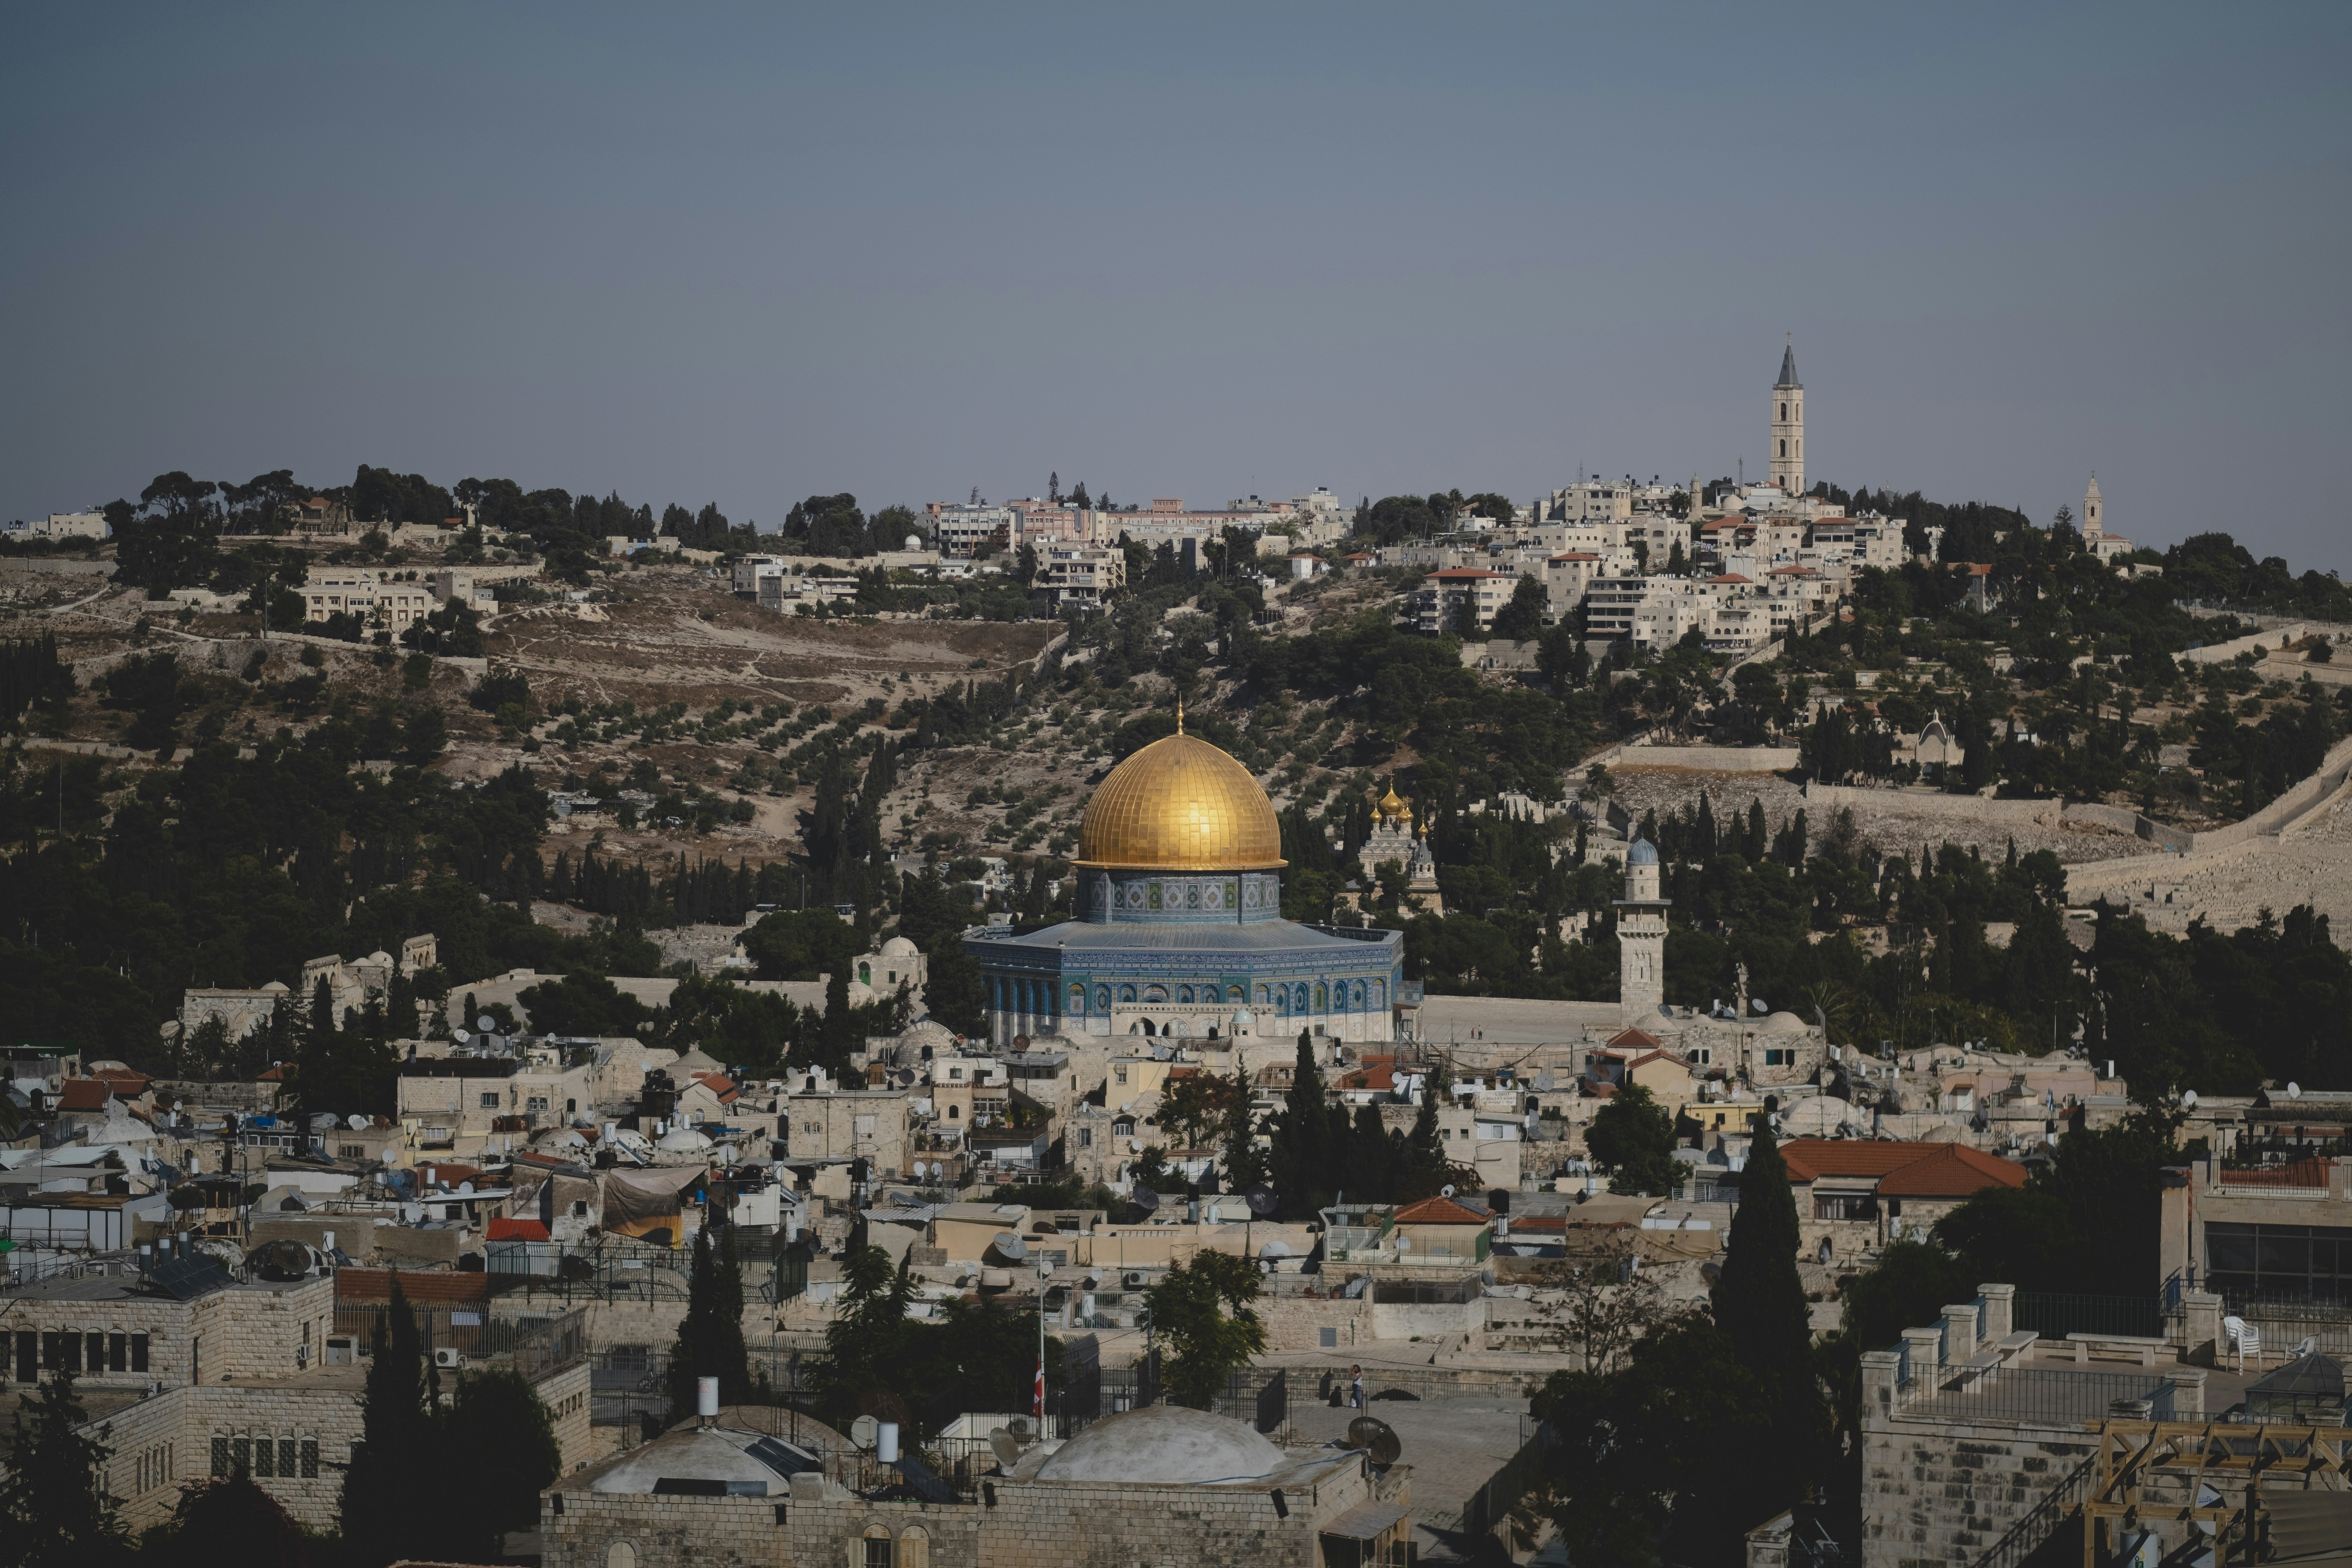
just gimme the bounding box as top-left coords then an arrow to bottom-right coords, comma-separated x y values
1770,339 -> 1805,495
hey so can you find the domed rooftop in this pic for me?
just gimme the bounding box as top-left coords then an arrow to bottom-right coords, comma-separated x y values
1762,1010 -> 1808,1034
1032,1403 -> 1285,1485
881,935 -> 920,957
590,1425 -> 822,1496
1076,726 -> 1283,873
1628,838 -> 1659,866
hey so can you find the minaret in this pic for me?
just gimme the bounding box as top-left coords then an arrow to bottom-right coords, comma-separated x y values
1770,339 -> 1805,495
1615,838 -> 1669,1025
2082,475 -> 2103,543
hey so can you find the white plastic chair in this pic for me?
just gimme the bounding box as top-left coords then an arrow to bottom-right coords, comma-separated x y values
2223,1315 -> 2259,1371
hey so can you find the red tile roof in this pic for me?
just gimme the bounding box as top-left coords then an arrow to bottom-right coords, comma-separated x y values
58,1080 -> 111,1111
89,1066 -> 152,1096
486,1217 -> 549,1242
335,1268 -> 490,1305
1394,1195 -> 1490,1225
1605,1027 -> 1662,1052
1708,573 -> 1753,585
1778,1138 -> 2026,1197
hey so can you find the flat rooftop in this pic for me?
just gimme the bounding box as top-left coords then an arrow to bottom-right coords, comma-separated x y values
1284,1392 -> 1533,1563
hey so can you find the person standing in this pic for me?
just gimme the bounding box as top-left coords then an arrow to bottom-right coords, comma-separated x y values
1349,1366 -> 1364,1409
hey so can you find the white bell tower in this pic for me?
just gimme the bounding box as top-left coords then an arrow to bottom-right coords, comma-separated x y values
1770,339 -> 1804,495
2082,475 -> 2104,542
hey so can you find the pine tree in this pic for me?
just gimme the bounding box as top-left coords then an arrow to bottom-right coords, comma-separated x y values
0,1366 -> 128,1566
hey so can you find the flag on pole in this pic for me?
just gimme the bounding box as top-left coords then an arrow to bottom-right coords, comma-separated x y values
1034,1360 -> 1045,1417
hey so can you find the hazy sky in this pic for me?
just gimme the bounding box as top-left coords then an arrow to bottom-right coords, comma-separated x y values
5,3 -> 2346,567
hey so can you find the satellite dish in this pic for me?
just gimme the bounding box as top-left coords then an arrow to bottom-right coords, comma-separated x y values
1533,1070 -> 1555,1092
2288,1082 -> 2303,1100
1130,1185 -> 1161,1214
2182,1090 -> 2198,1108
1244,1184 -> 1278,1216
453,1029 -> 471,1043
1752,998 -> 1769,1014
1259,1239 -> 1292,1258
851,1415 -> 880,1450
992,1232 -> 1028,1261
347,1113 -> 369,1130
1441,1184 -> 1455,1198
988,1428 -> 1023,1469
1345,1416 -> 1403,1465
476,1015 -> 495,1033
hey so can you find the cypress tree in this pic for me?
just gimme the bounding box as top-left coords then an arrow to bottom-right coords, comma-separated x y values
1704,1119 -> 1830,1554
1710,1120 -> 1811,1375
1268,1032 -> 1328,1218
1220,1065 -> 1264,1192
341,1277 -> 432,1563
670,1225 -> 753,1421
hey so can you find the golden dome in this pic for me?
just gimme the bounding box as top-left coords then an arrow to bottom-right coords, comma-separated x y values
1075,731 -> 1284,871
1376,782 -> 1409,820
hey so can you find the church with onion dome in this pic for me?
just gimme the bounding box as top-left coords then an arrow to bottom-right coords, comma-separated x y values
965,710 -> 1405,1050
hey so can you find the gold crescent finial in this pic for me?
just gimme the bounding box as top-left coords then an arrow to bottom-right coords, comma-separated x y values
1175,697 -> 1184,735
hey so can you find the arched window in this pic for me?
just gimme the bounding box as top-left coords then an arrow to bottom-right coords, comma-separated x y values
1118,984 -> 1136,1004
1069,982 -> 1086,1012
606,1544 -> 638,1568
1176,985 -> 1193,1005
1228,985 -> 1245,1003
1256,984 -> 1269,1005
861,1524 -> 896,1567
1142,1020 -> 1157,1037
1144,984 -> 1167,1003
1779,440 -> 1786,457
858,962 -> 872,985
1314,982 -> 1328,1012
948,1105 -> 959,1119
1779,402 -> 1786,420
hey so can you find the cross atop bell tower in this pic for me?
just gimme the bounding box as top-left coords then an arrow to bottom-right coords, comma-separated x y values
1771,335 -> 1805,495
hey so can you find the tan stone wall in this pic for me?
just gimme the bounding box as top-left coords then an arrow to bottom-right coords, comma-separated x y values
540,1465 -> 1386,1568
0,1276 -> 334,1392
86,1357 -> 596,1535
1861,1415 -> 2094,1568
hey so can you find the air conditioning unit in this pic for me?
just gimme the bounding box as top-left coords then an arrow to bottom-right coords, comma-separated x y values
432,1348 -> 464,1370
1122,1271 -> 1146,1288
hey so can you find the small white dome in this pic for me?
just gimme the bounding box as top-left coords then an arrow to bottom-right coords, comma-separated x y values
657,1127 -> 713,1152
1033,1403 -> 1284,1484
882,936 -> 920,957
1763,1011 -> 1808,1034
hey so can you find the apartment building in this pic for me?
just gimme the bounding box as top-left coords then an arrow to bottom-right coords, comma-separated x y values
1407,568 -> 1514,634
779,1085 -> 911,1178
1042,545 -> 1125,609
298,570 -> 435,631
1535,482 -> 1636,524
925,503 -> 1017,559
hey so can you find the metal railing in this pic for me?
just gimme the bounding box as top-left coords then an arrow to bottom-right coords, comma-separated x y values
1968,1447 -> 2098,1568
2013,1292 -> 2164,1341
2218,1159 -> 2333,1188
1906,1360 -> 2177,1428
1460,1420 -> 1552,1544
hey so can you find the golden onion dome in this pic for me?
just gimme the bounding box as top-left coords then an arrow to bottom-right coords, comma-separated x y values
1075,731 -> 1284,871
1376,783 -> 1409,819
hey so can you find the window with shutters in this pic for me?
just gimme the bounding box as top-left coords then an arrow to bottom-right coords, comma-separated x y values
211,1436 -> 230,1476
301,1438 -> 319,1478
232,1436 -> 250,1473
132,1334 -> 149,1372
255,1434 -> 274,1477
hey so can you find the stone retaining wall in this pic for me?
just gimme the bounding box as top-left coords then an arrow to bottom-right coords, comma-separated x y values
1616,744 -> 1802,772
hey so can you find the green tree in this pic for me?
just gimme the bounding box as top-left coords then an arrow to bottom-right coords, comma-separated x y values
443,1366 -> 563,1558
813,1244 -> 914,1424
339,1277 -> 433,1563
149,1472 -> 306,1568
1704,1120 -> 1827,1540
0,1366 -> 129,1567
1266,1032 -> 1328,1218
669,1225 -> 754,1422
1586,1083 -> 1677,1196
1144,1252 -> 1268,1409
1491,573 -> 1548,642
402,704 -> 447,764
1220,1064 -> 1265,1192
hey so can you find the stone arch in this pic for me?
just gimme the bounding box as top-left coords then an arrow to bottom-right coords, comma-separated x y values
606,1544 -> 638,1568
858,962 -> 872,985
1143,984 -> 1168,1003
856,1523 -> 896,1566
1118,984 -> 1136,1004
1176,985 -> 1193,1004
898,1524 -> 931,1568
